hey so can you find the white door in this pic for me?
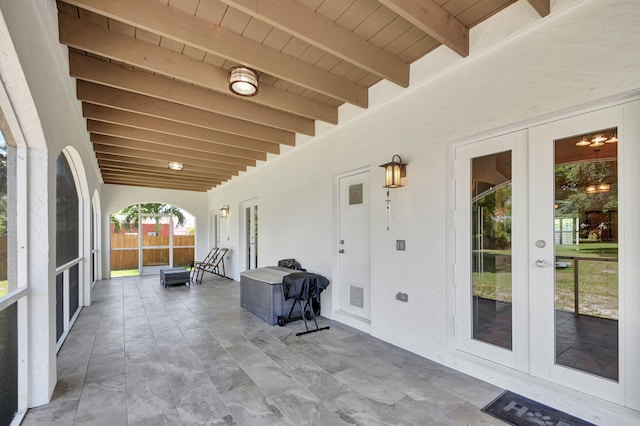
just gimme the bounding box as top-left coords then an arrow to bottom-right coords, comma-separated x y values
529,105 -> 633,404
241,200 -> 258,270
455,130 -> 529,370
456,101 -> 640,407
338,171 -> 371,320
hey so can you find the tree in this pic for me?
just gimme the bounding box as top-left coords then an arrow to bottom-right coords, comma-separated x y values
555,160 -> 617,241
555,161 -> 617,210
111,203 -> 187,234
473,183 -> 512,251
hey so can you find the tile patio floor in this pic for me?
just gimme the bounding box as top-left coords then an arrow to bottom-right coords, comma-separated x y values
22,275 -> 505,425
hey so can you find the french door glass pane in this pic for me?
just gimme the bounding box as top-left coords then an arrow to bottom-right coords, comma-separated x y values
172,214 -> 194,268
142,248 -> 169,268
554,128 -> 618,381
471,151 -> 513,350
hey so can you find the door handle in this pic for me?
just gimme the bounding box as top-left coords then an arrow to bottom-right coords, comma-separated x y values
339,249 -> 345,254
535,259 -> 552,267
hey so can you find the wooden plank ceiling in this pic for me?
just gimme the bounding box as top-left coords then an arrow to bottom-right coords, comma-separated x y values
57,0 -> 549,192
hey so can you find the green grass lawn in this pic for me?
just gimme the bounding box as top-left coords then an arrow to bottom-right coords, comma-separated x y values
473,244 -> 618,320
0,280 -> 7,298
110,269 -> 139,277
556,242 -> 618,258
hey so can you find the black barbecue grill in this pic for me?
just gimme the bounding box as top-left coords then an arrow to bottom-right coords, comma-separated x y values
278,272 -> 330,336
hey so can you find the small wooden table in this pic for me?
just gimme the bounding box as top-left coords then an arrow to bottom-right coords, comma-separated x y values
160,268 -> 191,288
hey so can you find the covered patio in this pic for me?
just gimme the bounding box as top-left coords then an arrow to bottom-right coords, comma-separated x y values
23,275 -> 502,425
1,0 -> 640,424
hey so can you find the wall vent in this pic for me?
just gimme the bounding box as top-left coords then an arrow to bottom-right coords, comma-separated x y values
349,285 -> 364,308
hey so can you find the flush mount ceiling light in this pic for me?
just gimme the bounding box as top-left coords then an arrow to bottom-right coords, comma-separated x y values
229,66 -> 258,96
168,161 -> 183,171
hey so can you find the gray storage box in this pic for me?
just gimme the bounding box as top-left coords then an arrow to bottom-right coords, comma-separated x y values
240,267 -> 301,325
160,268 -> 191,287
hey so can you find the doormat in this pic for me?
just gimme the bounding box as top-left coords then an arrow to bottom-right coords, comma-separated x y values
481,391 -> 596,426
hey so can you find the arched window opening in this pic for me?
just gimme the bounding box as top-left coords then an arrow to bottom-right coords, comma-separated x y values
110,203 -> 195,277
55,152 -> 82,346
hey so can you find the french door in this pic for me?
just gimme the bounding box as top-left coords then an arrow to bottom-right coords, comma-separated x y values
140,214 -> 171,274
455,101 -> 640,407
455,131 -> 528,369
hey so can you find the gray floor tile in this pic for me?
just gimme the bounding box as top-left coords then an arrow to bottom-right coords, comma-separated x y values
23,275 -> 505,425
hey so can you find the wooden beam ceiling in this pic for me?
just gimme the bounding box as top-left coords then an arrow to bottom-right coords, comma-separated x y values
63,0 -> 369,107
56,0 -> 542,192
526,0 -> 551,17
378,0 -> 469,57
59,13 -> 337,123
82,104 -> 280,155
69,53 -> 316,135
218,0 -> 410,87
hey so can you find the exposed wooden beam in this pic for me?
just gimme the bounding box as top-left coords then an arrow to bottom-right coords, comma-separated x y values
378,0 -> 469,57
83,104 -> 279,155
100,168 -> 216,183
104,176 -> 210,192
101,169 -> 218,185
98,160 -> 228,180
526,0 -> 550,17
70,52 -> 314,136
103,177 -> 210,192
59,13 -> 337,123
90,134 -> 255,167
63,0 -> 369,107
219,0 -> 409,87
77,81 -> 293,146
95,153 -> 238,177
91,142 -> 246,173
87,120 -> 267,161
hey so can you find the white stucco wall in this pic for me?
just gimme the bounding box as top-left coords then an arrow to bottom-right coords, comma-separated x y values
207,0 -> 640,421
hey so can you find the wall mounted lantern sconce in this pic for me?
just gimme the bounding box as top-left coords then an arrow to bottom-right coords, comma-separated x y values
379,155 -> 407,230
220,205 -> 230,218
229,66 -> 258,96
379,154 -> 407,188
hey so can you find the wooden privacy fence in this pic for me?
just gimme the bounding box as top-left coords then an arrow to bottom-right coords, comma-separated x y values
110,234 -> 195,270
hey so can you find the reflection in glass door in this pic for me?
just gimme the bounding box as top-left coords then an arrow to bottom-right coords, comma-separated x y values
529,104 -> 632,405
457,103 -> 639,407
471,151 -> 513,350
455,131 -> 527,370
554,128 -> 618,381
